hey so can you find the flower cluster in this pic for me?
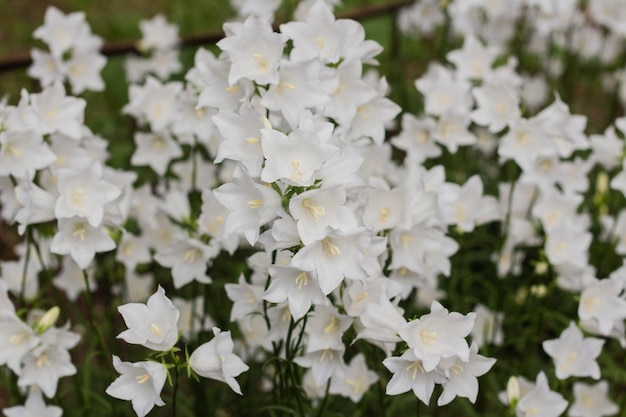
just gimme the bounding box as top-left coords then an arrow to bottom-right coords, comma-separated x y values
0,283 -> 80,412
4,0 -> 626,416
27,6 -> 106,94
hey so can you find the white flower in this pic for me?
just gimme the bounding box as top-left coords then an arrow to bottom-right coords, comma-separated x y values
3,388 -> 62,417
217,16 -> 284,85
329,353 -> 378,403
569,380 -> 619,417
117,286 -> 180,351
153,236 -> 215,289
436,342 -> 496,406
398,301 -> 475,371
18,343 -> 77,399
542,321 -> 604,380
50,217 -> 116,269
517,372 -> 568,417
105,356 -> 167,417
189,327 -> 249,395
54,163 -> 121,227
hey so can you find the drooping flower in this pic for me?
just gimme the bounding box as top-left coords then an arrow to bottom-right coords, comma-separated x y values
189,327 -> 249,395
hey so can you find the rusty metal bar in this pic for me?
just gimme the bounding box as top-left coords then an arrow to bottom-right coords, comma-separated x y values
0,0 -> 414,72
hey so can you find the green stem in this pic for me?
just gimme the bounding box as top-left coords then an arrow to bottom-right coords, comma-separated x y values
82,270 -> 111,363
315,381 -> 331,417
19,229 -> 32,307
172,365 -> 179,417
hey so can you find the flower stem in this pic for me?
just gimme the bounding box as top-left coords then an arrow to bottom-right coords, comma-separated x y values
172,364 -> 179,417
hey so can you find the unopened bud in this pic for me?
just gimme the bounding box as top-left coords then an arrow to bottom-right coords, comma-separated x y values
530,284 -> 547,298
596,171 -> 609,194
506,376 -> 521,405
534,261 -> 548,275
36,306 -> 60,333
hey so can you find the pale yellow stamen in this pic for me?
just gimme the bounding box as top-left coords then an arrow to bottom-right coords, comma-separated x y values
135,374 -> 151,384
247,199 -> 263,209
379,207 -> 390,223
301,199 -> 325,219
226,85 -> 240,94
450,364 -> 464,376
400,235 -> 415,249
295,272 -> 309,289
406,361 -> 425,380
71,188 -> 84,209
253,53 -> 269,73
9,333 -> 29,345
323,316 -> 340,334
37,354 -> 51,368
321,238 -> 341,256
183,249 -> 198,263
291,160 -> 303,181
276,82 -> 295,94
420,329 -> 437,346
150,323 -> 163,338
320,349 -> 334,362
72,222 -> 87,241
316,37 -> 325,50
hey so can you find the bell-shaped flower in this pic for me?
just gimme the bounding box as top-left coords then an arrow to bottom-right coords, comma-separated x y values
436,342 -> 496,406
291,230 -> 369,295
264,265 -> 328,320
189,327 -> 249,395
471,78 -> 520,133
261,59 -> 336,128
18,344 -> 77,398
281,0 -> 344,64
322,59 -> 377,127
29,82 -> 86,140
517,372 -> 568,417
399,301 -> 475,372
391,114 -> 441,164
130,131 -> 183,176
50,217 -> 116,269
213,170 -> 282,245
289,186 -> 357,245
54,163 -> 121,227
13,179 -> 56,234
105,356 -> 167,417
383,349 -> 446,405
0,314 -> 39,374
329,353 -> 378,403
578,278 -> 626,336
154,236 -> 215,289
447,35 -> 498,81
261,117 -> 337,186
225,273 -> 265,321
542,321 -> 604,380
3,388 -> 62,417
123,76 -> 182,132
294,347 -> 346,387
415,64 -> 472,116
33,6 -> 88,57
347,75 -> 401,145
212,106 -> 266,178
569,380 -> 619,417
117,286 -> 180,351
194,49 -> 254,112
305,305 -> 353,353
217,16 -> 283,85
0,130 -> 57,180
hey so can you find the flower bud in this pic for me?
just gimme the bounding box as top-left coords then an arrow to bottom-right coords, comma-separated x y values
36,306 -> 60,333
